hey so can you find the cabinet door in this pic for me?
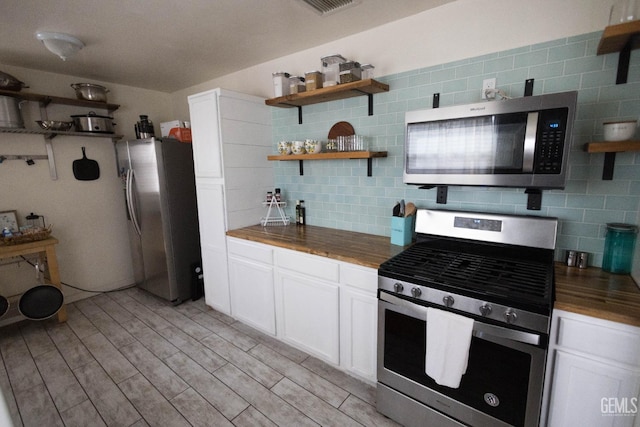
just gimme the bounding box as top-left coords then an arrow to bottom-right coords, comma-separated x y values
188,90 -> 222,178
275,269 -> 340,364
547,350 -> 640,427
228,256 -> 275,335
340,286 -> 377,382
194,182 -> 230,313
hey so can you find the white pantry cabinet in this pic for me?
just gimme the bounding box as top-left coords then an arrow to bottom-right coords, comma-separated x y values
543,309 -> 640,427
188,88 -> 272,314
227,238 -> 276,335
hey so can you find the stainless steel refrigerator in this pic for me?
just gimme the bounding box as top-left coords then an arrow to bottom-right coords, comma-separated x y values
115,137 -> 201,304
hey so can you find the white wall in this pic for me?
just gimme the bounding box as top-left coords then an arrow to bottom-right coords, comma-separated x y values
170,0 -> 611,117
0,64 -> 173,311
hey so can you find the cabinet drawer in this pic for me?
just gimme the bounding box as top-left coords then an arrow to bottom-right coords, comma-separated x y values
556,315 -> 640,367
227,238 -> 273,264
275,249 -> 339,282
340,263 -> 377,294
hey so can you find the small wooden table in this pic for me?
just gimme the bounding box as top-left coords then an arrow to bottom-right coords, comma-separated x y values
0,236 -> 67,322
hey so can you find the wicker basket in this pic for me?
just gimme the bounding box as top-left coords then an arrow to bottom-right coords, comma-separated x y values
1,226 -> 52,245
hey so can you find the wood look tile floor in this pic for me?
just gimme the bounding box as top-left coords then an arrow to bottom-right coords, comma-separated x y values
0,287 -> 401,427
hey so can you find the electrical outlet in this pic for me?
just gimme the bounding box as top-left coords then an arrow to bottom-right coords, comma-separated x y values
482,78 -> 496,99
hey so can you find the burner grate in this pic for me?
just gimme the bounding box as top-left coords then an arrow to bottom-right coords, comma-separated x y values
381,243 -> 552,306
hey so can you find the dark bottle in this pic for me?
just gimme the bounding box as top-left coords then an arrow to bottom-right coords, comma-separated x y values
295,200 -> 300,225
299,200 -> 306,225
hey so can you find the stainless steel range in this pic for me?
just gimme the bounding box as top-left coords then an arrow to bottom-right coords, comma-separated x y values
377,209 -> 557,427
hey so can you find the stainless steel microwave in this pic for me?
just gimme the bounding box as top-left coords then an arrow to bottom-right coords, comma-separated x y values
403,91 -> 578,189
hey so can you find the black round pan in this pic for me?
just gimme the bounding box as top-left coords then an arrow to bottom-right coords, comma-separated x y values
18,285 -> 64,320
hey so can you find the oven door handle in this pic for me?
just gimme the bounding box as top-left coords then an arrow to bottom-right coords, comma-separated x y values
473,322 -> 540,346
379,292 -> 541,346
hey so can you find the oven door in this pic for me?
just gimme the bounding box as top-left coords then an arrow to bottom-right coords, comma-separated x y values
377,291 -> 547,427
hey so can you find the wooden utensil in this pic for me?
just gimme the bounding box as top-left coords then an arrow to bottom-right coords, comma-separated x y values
328,121 -> 355,139
405,202 -> 417,217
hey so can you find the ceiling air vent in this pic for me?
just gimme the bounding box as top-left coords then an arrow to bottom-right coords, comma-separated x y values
299,0 -> 362,15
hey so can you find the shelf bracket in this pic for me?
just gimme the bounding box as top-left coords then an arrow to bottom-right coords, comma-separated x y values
297,106 -> 303,124
525,188 -> 542,210
43,137 -> 58,180
299,160 -> 304,176
418,184 -> 448,204
616,43 -> 632,84
367,158 -> 373,176
602,152 -> 616,180
367,93 -> 373,116
524,79 -> 534,97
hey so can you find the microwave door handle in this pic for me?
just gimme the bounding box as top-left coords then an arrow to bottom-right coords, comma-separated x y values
522,112 -> 539,173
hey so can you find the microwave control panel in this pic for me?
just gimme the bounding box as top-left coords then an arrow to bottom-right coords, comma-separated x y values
534,108 -> 568,174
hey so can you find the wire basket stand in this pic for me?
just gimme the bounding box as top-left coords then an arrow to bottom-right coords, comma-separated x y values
260,197 -> 290,226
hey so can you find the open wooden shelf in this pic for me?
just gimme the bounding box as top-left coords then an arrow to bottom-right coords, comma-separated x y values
267,151 -> 387,161
584,140 -> 640,153
598,21 -> 640,54
265,79 -> 388,108
265,79 -> 389,123
0,127 -> 122,140
268,151 -> 387,176
597,21 -> 640,84
0,89 -> 120,112
584,140 -> 640,180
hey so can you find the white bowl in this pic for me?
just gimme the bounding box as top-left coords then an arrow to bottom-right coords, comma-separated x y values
603,121 -> 637,141
304,139 -> 322,154
291,141 -> 306,155
277,141 -> 292,155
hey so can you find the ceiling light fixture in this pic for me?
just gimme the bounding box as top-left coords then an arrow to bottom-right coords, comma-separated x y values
299,0 -> 361,15
35,32 -> 84,61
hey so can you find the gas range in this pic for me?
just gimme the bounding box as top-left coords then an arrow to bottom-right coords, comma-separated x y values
378,209 -> 557,334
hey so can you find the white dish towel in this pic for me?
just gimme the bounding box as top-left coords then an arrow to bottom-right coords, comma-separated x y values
425,307 -> 474,388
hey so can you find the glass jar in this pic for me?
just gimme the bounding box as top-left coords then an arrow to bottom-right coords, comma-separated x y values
321,54 -> 346,87
602,223 -> 638,274
289,76 -> 306,94
272,72 -> 290,97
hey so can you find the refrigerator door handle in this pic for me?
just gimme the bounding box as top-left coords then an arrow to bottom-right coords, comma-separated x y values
126,169 -> 142,236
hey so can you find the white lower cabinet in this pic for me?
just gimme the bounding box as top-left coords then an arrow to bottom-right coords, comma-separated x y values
227,238 -> 275,335
275,268 -> 340,364
195,182 -> 230,314
340,264 -> 378,383
226,238 -> 378,382
543,310 -> 640,427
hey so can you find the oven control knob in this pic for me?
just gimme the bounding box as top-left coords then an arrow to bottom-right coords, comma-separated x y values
479,304 -> 492,317
411,287 -> 422,298
393,282 -> 404,293
442,295 -> 455,307
504,309 -> 518,324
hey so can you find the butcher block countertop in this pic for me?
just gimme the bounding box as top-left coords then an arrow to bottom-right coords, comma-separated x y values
554,263 -> 640,327
226,224 -> 407,269
226,225 -> 640,327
